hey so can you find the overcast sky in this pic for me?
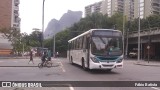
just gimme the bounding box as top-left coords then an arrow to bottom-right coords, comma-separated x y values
19,0 -> 102,34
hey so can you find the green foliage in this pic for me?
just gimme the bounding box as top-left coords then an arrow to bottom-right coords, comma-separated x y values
41,13 -> 160,57
44,38 -> 52,50
109,13 -> 123,31
27,31 -> 42,47
55,30 -> 70,53
129,15 -> 160,31
0,27 -> 22,53
53,12 -> 124,57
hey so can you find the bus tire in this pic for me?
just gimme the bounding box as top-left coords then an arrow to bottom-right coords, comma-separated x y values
82,60 -> 87,71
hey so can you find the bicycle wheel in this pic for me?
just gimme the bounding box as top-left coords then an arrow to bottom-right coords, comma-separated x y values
38,63 -> 43,68
46,62 -> 52,68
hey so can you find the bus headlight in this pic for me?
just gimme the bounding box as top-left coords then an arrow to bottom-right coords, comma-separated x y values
90,57 -> 99,63
116,58 -> 123,63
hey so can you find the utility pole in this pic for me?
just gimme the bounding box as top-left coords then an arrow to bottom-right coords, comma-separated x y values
122,4 -> 126,59
42,0 -> 45,48
53,35 -> 55,57
125,28 -> 129,57
138,0 -> 141,62
147,19 -> 151,63
22,44 -> 24,57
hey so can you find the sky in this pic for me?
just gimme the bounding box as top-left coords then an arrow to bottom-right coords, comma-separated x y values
19,0 -> 103,34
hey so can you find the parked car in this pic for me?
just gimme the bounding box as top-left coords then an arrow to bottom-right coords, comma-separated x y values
129,48 -> 138,58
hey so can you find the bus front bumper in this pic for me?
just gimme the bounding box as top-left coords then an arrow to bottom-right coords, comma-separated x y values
89,61 -> 123,70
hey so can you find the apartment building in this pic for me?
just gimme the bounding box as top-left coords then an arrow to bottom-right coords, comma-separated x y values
125,0 -> 160,20
86,0 -> 160,19
0,0 -> 20,55
85,1 -> 103,16
85,0 -> 125,17
101,0 -> 124,17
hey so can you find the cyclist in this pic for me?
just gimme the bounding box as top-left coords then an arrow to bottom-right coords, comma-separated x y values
41,50 -> 47,66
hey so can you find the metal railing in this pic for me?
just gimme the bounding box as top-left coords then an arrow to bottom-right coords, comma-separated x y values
128,27 -> 160,38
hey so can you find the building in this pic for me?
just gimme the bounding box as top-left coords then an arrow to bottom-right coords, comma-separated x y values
124,0 -> 160,20
85,1 -> 103,16
126,0 -> 160,60
124,0 -> 134,20
101,0 -> 124,17
135,0 -> 160,18
87,0 -> 160,19
0,0 -> 20,56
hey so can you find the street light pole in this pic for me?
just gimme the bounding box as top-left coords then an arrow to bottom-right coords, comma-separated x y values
22,44 -> 24,57
138,0 -> 141,62
53,34 -> 56,57
42,0 -> 45,48
122,1 -> 126,59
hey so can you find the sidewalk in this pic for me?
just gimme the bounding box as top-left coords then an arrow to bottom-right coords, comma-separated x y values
126,58 -> 160,67
0,57 -> 60,67
0,56 -> 29,59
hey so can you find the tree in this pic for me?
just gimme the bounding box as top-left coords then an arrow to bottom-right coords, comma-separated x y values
109,13 -> 123,31
27,31 -> 42,47
0,27 -> 22,54
42,13 -> 160,57
41,12 -> 125,57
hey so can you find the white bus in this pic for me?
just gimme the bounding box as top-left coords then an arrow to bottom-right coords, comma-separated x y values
68,29 -> 123,71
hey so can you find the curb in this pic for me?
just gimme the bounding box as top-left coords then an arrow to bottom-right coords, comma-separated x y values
0,57 -> 29,59
0,66 -> 38,67
0,65 -> 60,67
134,63 -> 160,67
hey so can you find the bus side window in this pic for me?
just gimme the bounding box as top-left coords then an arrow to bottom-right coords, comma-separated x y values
71,42 -> 73,50
75,40 -> 78,50
86,37 -> 90,49
81,36 -> 84,49
77,38 -> 80,49
79,37 -> 82,49
73,40 -> 75,50
83,36 -> 86,49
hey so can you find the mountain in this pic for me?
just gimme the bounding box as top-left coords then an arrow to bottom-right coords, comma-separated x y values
44,10 -> 82,39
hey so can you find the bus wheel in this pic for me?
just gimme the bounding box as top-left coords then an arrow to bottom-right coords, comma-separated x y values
82,60 -> 87,71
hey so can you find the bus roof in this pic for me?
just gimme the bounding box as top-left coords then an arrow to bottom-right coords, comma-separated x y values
68,29 -> 121,43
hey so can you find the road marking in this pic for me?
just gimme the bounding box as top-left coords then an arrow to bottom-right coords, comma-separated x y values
69,84 -> 75,90
58,62 -> 66,72
151,87 -> 160,90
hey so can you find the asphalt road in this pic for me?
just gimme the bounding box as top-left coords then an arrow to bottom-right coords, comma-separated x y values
0,58 -> 160,90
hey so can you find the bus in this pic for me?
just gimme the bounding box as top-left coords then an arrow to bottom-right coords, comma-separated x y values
68,29 -> 123,71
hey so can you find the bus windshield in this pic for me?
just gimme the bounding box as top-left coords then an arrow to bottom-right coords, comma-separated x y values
91,36 -> 122,56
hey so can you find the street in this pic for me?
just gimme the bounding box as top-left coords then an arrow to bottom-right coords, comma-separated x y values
0,58 -> 160,90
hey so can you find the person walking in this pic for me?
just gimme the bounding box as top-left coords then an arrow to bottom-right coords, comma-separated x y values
28,50 -> 34,64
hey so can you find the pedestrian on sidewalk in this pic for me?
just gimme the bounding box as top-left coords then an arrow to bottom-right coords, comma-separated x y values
28,50 -> 34,64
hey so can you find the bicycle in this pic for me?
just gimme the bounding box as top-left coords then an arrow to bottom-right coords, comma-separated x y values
38,60 -> 52,68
